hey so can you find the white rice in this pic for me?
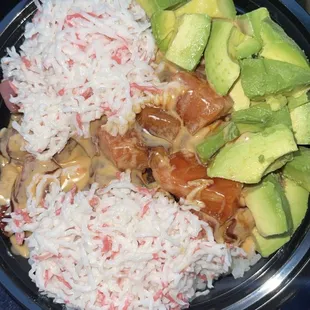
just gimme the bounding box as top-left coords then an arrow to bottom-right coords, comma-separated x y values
1,0 -> 163,160
5,172 -> 259,310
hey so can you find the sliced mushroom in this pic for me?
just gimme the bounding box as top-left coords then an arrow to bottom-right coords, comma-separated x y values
54,139 -> 78,164
0,164 -> 19,206
72,136 -> 98,159
11,155 -> 59,210
7,130 -> 28,163
0,128 -> 10,160
0,128 -> 27,163
90,154 -> 119,187
217,208 -> 255,245
131,168 -> 158,189
55,143 -> 91,192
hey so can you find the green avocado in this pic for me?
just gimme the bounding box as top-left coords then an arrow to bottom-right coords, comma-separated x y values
196,122 -> 240,162
288,89 -> 309,110
244,174 -> 292,237
284,178 -> 309,229
253,177 -> 309,257
236,8 -> 270,42
229,27 -> 261,60
290,102 -> 310,145
235,37 -> 261,60
165,14 -> 211,71
252,228 -> 289,258
175,0 -> 236,18
260,17 -> 309,69
283,147 -> 310,191
207,124 -> 298,184
264,153 -> 293,176
232,103 -> 292,134
229,79 -> 250,111
232,103 -> 273,133
265,94 -> 288,111
205,20 -> 240,95
137,0 -> 187,17
151,11 -> 176,52
240,58 -> 310,99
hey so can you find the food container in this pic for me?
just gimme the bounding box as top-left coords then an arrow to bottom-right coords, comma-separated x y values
0,0 -> 309,309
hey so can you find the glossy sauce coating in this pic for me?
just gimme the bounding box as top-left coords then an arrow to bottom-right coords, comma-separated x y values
97,128 -> 149,171
173,72 -> 233,134
137,106 -> 181,142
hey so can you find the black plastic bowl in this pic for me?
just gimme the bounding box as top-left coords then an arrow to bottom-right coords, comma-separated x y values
0,1 -> 309,309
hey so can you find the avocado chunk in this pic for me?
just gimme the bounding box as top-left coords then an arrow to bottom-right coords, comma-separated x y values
265,94 -> 288,111
290,102 -> 310,145
232,103 -> 292,134
288,88 -> 309,110
252,228 -> 289,258
253,177 -> 309,257
235,37 -> 261,60
260,17 -> 309,69
151,11 -> 176,52
236,8 -> 270,42
166,14 -> 211,71
283,147 -> 310,191
240,58 -> 310,99
137,0 -> 187,18
207,124 -> 298,184
284,178 -> 309,229
196,122 -> 239,162
229,79 -> 250,111
264,153 -> 293,175
228,27 -> 261,60
244,174 -> 292,237
175,0 -> 236,19
205,20 -> 240,95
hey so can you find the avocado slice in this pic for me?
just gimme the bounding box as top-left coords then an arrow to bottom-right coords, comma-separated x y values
175,0 -> 236,19
260,17 -> 309,69
240,58 -> 310,99
229,79 -> 250,111
207,124 -> 298,184
166,14 -> 211,71
244,174 -> 292,237
205,20 -> 240,95
283,147 -> 310,191
236,8 -> 270,42
136,0 -> 187,18
232,103 -> 292,134
253,177 -> 309,257
151,11 -> 176,52
290,102 -> 310,144
196,122 -> 239,162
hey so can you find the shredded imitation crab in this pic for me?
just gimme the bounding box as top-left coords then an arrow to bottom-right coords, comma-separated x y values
4,171 -> 256,310
1,0 -> 164,160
